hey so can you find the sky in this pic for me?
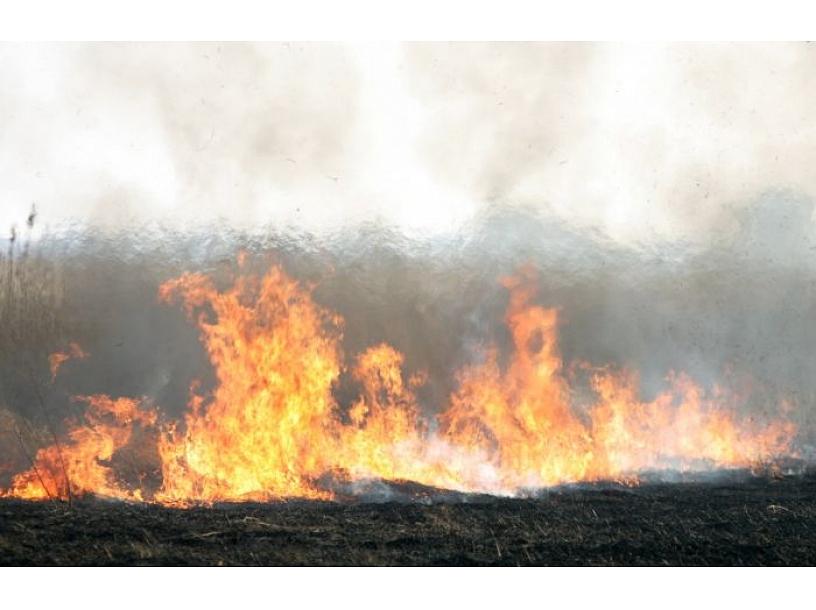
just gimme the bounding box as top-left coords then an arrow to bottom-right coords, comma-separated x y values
1,41 -> 815,246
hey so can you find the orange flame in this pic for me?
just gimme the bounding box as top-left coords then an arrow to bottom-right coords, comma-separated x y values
0,261 -> 799,503
49,342 -> 88,382
442,267 -> 594,488
5,396 -> 157,501
155,267 -> 344,503
441,268 -> 796,489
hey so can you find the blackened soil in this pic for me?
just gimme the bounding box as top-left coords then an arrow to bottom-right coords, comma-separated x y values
2,472 -> 816,566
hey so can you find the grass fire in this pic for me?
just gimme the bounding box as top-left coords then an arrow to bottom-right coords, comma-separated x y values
0,254 -> 799,506
1,208 -> 815,565
3,43 -> 816,566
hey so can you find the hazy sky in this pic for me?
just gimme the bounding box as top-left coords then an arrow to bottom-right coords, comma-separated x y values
1,42 -> 815,245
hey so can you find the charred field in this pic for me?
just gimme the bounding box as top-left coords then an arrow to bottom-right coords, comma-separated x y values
2,470 -> 816,566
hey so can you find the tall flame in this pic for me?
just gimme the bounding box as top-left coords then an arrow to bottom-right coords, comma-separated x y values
156,265 -> 343,502
1,261 -> 798,504
442,267 -> 594,487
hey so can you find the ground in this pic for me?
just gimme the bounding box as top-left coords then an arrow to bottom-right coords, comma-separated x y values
1,471 -> 815,566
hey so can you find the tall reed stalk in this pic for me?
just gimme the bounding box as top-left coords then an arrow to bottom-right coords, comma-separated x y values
0,206 -> 72,503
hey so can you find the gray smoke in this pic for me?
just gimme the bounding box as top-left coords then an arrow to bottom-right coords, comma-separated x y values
3,194 -> 815,441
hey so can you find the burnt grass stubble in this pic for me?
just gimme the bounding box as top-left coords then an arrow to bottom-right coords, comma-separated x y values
2,471 -> 816,566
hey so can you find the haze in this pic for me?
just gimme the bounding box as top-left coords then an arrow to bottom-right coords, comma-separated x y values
2,42 -> 815,245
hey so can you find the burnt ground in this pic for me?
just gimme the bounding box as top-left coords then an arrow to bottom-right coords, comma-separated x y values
2,471 -> 816,566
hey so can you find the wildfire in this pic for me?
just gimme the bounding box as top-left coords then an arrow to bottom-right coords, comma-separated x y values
0,260 -> 799,504
6,395 -> 157,502
155,265 -> 344,503
48,342 -> 87,382
440,267 -> 796,488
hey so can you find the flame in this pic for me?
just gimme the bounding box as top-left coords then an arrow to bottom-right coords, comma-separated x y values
48,342 -> 87,382
154,266 -> 344,503
441,268 -> 796,489
334,344 -> 477,492
4,396 -> 157,501
587,369 -> 796,475
0,261 -> 799,503
442,267 -> 594,488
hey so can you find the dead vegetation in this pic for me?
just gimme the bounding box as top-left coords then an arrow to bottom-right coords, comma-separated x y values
1,472 -> 815,566
0,208 -> 72,498
0,207 -> 68,397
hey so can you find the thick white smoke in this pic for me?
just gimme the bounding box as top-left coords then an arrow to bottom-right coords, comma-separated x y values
2,42 -> 816,246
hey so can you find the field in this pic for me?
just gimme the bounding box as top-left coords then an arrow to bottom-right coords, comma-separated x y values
2,470 -> 815,566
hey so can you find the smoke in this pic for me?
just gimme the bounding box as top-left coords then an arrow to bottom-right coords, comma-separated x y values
3,42 -> 816,244
402,42 -> 816,245
3,195 -> 815,441
0,42 -> 362,231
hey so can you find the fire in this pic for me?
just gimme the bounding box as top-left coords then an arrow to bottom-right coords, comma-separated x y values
440,268 -> 796,489
588,369 -> 795,475
155,265 -> 343,503
5,395 -> 157,501
48,342 -> 88,382
442,267 -> 595,488
335,344 -> 475,493
0,260 -> 799,504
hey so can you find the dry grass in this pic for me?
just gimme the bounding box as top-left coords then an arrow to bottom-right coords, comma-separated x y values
1,209 -> 67,393
0,208 -> 70,496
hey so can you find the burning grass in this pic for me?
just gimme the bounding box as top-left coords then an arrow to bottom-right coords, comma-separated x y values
0,257 -> 800,505
0,220 -> 813,566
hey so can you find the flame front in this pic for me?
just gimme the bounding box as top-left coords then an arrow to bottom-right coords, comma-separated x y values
440,268 -> 796,489
1,261 -> 798,504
